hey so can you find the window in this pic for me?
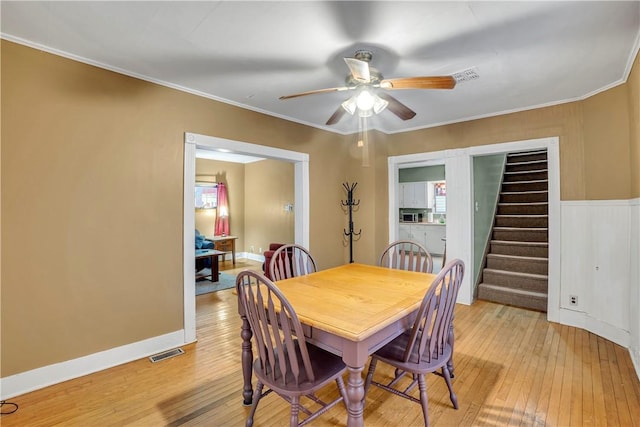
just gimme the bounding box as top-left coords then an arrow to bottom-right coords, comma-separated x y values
195,182 -> 217,209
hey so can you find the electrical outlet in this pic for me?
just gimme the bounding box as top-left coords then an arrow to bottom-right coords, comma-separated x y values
569,295 -> 578,306
259,247 -> 262,253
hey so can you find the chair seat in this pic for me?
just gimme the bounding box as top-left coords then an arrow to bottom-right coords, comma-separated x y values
373,331 -> 452,373
254,340 -> 346,396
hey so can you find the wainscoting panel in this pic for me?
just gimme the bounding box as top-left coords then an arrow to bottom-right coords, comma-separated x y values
560,200 -> 632,347
630,199 -> 640,378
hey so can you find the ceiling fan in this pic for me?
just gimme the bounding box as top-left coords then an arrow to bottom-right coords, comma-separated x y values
279,50 -> 457,125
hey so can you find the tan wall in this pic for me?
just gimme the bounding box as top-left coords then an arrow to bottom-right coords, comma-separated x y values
0,41 -> 349,376
194,159 -> 246,243
244,159 -> 295,256
582,85 -> 631,199
1,40 -> 637,378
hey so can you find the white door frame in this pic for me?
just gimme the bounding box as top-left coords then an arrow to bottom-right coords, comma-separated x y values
183,132 -> 310,343
388,137 -> 560,322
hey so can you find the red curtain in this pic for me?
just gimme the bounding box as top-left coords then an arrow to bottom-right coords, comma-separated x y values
215,182 -> 230,236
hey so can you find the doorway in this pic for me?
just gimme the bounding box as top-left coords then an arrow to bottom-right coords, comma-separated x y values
388,137 -> 560,321
182,132 -> 310,343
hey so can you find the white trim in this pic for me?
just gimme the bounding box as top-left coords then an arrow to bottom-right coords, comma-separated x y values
4,33 -> 637,137
183,141 -> 197,344
0,330 -> 185,399
557,309 -> 630,348
629,198 -> 640,380
183,133 -> 310,342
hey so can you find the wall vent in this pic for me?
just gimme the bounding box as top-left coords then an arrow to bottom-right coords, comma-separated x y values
149,347 -> 185,363
452,67 -> 480,83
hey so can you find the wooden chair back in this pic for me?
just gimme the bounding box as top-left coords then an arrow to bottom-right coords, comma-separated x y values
404,258 -> 464,364
269,244 -> 317,281
379,240 -> 434,273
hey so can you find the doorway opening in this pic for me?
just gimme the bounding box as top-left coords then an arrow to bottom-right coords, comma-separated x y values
388,137 -> 560,321
183,132 -> 310,343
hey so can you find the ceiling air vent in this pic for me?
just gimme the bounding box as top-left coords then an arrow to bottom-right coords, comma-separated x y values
452,67 -> 479,83
149,347 -> 185,363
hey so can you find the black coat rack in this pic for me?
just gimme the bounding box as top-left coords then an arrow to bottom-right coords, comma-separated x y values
342,182 -> 361,263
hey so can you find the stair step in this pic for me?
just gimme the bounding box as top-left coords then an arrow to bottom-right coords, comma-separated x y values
502,180 -> 548,192
492,227 -> 548,242
477,283 -> 548,312
490,240 -> 549,257
503,170 -> 548,182
486,253 -> 548,275
507,150 -> 548,162
482,268 -> 548,292
497,202 -> 548,215
495,214 -> 548,228
500,191 -> 548,203
505,159 -> 548,172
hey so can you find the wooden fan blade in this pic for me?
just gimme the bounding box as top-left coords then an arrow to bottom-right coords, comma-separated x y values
344,58 -> 370,82
279,86 -> 351,100
377,92 -> 417,121
380,76 -> 456,90
325,105 -> 348,125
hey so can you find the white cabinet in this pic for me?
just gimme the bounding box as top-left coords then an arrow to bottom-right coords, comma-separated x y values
398,224 -> 446,256
398,224 -> 413,241
398,224 -> 426,248
423,225 -> 446,255
400,182 -> 428,208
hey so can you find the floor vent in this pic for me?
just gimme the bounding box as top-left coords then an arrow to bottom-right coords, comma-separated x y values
149,348 -> 185,363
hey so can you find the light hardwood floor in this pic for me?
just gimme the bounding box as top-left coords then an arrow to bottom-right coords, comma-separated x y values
3,259 -> 639,426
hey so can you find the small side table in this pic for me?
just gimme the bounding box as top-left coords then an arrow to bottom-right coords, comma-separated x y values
195,249 -> 225,282
207,235 -> 238,266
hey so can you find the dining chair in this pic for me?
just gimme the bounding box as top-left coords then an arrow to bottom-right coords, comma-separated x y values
364,258 -> 465,427
269,243 -> 317,281
378,240 -> 434,273
236,270 -> 348,427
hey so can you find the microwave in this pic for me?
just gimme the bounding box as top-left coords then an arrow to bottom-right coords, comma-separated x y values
401,212 -> 423,223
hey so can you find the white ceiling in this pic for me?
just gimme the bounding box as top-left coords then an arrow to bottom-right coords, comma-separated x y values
2,1 -> 639,135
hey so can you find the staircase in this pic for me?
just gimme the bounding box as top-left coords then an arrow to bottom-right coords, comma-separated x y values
477,150 -> 549,312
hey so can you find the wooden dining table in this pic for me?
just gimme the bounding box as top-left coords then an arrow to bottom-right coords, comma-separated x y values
238,263 -> 450,427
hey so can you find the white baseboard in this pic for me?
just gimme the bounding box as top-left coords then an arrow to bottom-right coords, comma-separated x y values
557,307 -> 630,348
243,252 -> 265,263
0,330 -> 187,399
631,347 -> 640,381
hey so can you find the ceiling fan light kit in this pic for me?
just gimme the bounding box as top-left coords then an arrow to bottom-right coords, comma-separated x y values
279,50 -> 458,126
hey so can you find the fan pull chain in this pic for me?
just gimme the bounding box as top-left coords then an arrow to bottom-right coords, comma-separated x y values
358,116 -> 370,167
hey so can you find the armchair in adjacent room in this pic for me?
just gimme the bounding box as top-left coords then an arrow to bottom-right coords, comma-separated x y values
262,243 -> 286,280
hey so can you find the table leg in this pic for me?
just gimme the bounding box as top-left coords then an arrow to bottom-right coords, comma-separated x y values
211,255 -> 220,282
240,314 -> 254,405
232,240 -> 236,266
346,365 -> 365,427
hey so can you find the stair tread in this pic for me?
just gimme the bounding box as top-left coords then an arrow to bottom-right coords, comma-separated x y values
508,150 -> 548,157
503,179 -> 549,184
478,283 -> 548,298
501,190 -> 548,195
499,202 -> 548,206
487,253 -> 548,262
491,240 -> 548,247
506,159 -> 548,166
505,169 -> 548,174
483,268 -> 548,280
495,214 -> 548,218
493,226 -> 548,231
